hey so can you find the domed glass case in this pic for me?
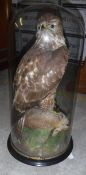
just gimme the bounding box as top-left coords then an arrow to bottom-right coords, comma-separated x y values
8,3 -> 84,166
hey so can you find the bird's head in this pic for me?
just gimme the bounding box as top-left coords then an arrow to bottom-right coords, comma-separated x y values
36,13 -> 66,50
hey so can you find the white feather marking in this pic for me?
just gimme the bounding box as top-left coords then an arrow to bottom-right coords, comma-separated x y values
25,76 -> 28,81
29,71 -> 34,79
43,34 -> 50,42
42,75 -> 46,84
34,67 -> 38,73
47,70 -> 53,78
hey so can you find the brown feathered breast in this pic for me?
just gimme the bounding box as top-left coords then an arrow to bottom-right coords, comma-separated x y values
13,45 -> 68,113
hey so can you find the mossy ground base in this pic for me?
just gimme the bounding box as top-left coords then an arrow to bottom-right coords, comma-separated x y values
7,134 -> 73,167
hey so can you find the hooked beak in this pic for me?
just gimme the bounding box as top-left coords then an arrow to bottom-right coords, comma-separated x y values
41,23 -> 48,30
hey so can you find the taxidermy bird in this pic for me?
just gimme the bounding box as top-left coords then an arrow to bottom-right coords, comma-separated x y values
13,12 -> 69,134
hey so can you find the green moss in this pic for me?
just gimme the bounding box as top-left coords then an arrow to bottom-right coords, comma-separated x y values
22,127 -> 51,151
22,127 -> 68,155
43,130 -> 66,154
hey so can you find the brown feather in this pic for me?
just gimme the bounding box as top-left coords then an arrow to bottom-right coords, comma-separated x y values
13,13 -> 69,113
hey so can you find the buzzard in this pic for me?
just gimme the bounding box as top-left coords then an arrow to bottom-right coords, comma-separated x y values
13,12 -> 69,132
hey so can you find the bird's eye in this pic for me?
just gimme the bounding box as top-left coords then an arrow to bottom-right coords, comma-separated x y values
37,25 -> 41,30
50,24 -> 55,29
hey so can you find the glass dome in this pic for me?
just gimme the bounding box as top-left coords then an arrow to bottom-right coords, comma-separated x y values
8,3 -> 84,166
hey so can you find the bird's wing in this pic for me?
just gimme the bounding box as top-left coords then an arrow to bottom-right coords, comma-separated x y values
14,46 -> 69,112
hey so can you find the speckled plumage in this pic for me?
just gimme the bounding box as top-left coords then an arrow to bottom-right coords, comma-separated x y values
13,13 -> 69,131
